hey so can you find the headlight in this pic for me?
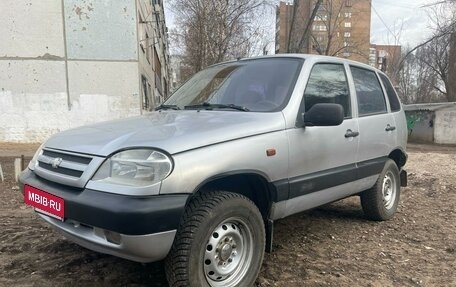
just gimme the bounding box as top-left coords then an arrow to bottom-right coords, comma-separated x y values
28,143 -> 45,171
92,149 -> 173,187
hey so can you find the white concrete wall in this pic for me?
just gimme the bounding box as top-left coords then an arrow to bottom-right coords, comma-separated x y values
0,0 -> 142,143
0,60 -> 139,142
65,0 -> 138,60
0,60 -> 67,142
434,107 -> 456,144
68,61 -> 139,122
0,0 -> 65,58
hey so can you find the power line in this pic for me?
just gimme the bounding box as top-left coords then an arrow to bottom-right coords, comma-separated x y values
371,2 -> 403,46
374,0 -> 418,10
420,1 -> 450,8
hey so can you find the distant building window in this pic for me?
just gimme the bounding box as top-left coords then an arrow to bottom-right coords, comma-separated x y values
345,12 -> 352,18
344,32 -> 351,37
154,49 -> 163,95
141,75 -> 151,110
345,0 -> 352,7
145,33 -> 151,63
344,22 -> 351,28
315,13 -> 328,21
312,24 -> 327,31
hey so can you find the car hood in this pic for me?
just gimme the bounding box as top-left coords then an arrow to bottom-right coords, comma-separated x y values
44,111 -> 286,156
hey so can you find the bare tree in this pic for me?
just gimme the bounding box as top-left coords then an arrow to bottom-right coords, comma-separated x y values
285,0 -> 368,59
396,0 -> 455,102
170,0 -> 271,75
379,20 -> 405,84
397,47 -> 442,104
286,0 -> 323,53
420,2 -> 455,101
397,48 -> 416,104
449,29 -> 456,101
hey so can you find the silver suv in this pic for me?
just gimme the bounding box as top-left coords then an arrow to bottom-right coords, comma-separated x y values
20,55 -> 407,287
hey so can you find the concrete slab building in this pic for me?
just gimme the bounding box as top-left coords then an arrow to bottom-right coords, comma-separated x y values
0,0 -> 170,143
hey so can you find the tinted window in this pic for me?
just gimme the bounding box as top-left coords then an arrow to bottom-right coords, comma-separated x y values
304,64 -> 351,117
165,58 -> 303,112
350,66 -> 387,115
379,73 -> 401,112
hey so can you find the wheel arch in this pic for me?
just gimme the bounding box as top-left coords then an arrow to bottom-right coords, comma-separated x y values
188,171 -> 276,221
388,147 -> 407,168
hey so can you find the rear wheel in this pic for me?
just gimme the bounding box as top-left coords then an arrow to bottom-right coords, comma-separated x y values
361,159 -> 401,221
165,191 -> 265,287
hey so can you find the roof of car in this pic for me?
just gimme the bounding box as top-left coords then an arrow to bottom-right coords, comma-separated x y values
215,54 -> 383,74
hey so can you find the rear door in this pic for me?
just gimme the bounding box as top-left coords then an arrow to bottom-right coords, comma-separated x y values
349,66 -> 395,178
378,73 -> 408,149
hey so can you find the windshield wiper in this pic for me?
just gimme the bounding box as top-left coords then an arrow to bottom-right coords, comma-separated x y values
155,104 -> 181,111
184,102 -> 250,112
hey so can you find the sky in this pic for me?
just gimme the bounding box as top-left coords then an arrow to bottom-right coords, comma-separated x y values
370,0 -> 439,47
163,0 -> 442,54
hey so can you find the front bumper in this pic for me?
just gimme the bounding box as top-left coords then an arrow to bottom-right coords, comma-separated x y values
39,213 -> 176,262
19,169 -> 190,262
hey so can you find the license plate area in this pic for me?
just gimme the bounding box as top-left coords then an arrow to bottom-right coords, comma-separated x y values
24,185 -> 65,221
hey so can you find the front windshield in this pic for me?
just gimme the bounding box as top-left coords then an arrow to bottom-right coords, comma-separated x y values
164,58 -> 303,112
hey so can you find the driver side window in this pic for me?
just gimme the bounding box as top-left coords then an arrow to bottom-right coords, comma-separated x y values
304,63 -> 351,118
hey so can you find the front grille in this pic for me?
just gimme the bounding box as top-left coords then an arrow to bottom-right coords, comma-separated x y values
38,162 -> 84,178
42,150 -> 92,165
37,149 -> 92,179
33,148 -> 104,188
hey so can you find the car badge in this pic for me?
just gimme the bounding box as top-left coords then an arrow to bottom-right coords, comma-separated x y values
51,157 -> 63,169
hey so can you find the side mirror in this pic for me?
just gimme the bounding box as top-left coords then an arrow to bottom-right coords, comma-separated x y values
304,103 -> 344,126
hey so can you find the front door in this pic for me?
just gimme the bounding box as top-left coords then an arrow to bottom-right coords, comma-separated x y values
286,63 -> 359,213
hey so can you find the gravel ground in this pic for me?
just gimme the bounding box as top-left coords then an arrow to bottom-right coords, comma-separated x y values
0,143 -> 455,286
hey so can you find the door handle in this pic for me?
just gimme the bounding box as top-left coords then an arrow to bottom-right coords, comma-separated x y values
345,129 -> 359,138
385,124 -> 396,131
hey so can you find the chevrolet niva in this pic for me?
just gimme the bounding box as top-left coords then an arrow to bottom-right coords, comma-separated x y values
20,55 -> 407,287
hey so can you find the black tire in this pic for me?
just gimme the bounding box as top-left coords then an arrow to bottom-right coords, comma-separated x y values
165,191 -> 265,287
361,159 -> 401,221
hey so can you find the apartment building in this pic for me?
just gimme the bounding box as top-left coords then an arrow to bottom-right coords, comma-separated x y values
369,44 -> 401,82
0,0 -> 170,142
275,0 -> 371,63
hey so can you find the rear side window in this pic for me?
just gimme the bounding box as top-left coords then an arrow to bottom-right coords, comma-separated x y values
304,63 -> 351,117
350,66 -> 387,116
379,73 -> 401,112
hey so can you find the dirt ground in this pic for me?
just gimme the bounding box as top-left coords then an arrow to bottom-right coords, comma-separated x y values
0,143 -> 454,286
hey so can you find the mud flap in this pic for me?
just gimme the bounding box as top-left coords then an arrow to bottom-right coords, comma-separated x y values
400,170 -> 407,187
265,218 -> 273,253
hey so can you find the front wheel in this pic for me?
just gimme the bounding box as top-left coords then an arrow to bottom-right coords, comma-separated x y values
361,159 -> 401,221
165,191 -> 265,287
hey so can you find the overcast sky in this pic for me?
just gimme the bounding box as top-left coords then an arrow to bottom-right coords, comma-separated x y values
164,0 -> 441,53
371,0 -> 438,47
